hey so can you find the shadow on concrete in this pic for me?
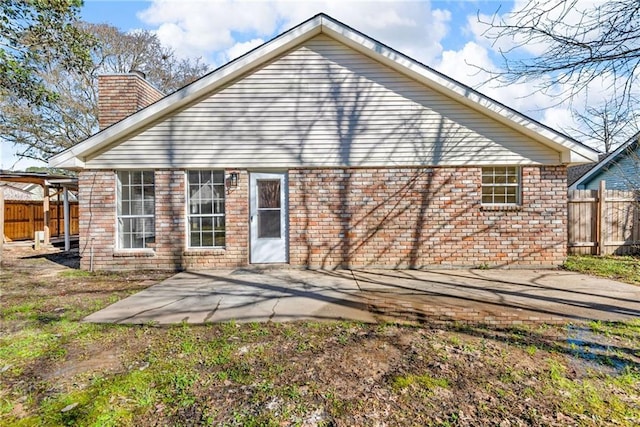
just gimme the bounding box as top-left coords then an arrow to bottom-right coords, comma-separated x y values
83,268 -> 640,327
80,267 -> 640,374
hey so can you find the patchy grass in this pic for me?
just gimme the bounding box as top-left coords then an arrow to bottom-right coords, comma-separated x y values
564,255 -> 640,285
1,249 -> 640,426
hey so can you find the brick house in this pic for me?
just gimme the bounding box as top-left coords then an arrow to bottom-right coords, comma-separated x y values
49,14 -> 597,271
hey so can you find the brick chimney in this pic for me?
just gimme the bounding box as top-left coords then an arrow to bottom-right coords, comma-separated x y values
97,71 -> 164,130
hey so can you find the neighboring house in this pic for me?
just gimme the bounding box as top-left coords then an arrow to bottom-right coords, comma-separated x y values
49,14 -> 598,271
569,132 -> 640,190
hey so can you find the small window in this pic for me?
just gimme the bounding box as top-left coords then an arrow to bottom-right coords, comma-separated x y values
481,166 -> 520,205
187,170 -> 225,248
117,171 -> 155,249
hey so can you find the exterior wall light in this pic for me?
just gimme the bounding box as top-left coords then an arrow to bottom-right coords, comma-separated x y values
227,171 -> 239,188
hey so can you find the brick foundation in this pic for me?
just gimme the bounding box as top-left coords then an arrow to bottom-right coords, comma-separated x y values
79,166 -> 567,271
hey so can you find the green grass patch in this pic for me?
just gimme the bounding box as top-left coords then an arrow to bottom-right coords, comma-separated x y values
564,255 -> 640,285
588,319 -> 640,339
1,302 -> 44,321
30,368 -> 159,426
0,330 -> 65,372
392,373 -> 449,391
546,357 -> 639,423
58,270 -> 93,279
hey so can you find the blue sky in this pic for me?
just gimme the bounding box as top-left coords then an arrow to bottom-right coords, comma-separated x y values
79,0 -> 502,66
79,0 -> 490,53
0,0 -> 610,169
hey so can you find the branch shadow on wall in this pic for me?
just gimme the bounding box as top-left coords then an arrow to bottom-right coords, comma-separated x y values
154,36 -> 566,269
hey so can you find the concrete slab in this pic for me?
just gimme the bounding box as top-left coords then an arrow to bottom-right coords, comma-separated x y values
351,269 -> 640,324
83,268 -> 640,325
84,268 -> 376,325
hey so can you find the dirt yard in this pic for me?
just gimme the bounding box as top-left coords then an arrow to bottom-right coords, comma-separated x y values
1,246 -> 639,426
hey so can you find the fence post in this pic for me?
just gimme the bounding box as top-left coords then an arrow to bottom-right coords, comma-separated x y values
43,184 -> 50,245
597,180 -> 606,256
0,185 -> 4,263
64,187 -> 70,252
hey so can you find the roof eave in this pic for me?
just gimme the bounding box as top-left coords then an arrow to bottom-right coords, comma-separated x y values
49,15 -> 326,169
319,19 -> 597,165
50,13 -> 598,169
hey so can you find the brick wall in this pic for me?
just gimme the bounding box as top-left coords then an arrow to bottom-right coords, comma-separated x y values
288,166 -> 567,268
78,170 -> 116,270
79,166 -> 566,271
78,169 -> 248,271
97,73 -> 164,130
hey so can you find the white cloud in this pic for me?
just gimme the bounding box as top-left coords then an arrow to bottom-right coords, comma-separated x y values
138,0 -> 451,65
436,41 -> 560,116
225,38 -> 265,61
138,0 -> 279,61
437,41 -> 493,88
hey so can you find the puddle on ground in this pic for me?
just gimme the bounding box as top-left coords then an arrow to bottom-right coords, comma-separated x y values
566,324 -> 629,374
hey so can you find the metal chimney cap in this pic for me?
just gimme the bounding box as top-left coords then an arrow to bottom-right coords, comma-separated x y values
129,69 -> 146,79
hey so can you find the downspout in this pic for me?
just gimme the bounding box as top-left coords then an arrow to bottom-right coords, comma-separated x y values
63,186 -> 70,252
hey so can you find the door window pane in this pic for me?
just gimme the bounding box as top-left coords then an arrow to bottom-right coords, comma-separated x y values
258,210 -> 281,238
258,180 -> 281,208
257,179 -> 281,238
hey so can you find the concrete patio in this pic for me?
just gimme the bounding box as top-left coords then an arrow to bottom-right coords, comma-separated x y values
83,268 -> 640,325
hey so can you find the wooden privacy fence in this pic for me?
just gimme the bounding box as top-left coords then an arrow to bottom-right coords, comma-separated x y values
3,201 -> 79,241
568,181 -> 640,255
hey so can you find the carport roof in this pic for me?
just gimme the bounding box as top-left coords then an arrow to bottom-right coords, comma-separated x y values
0,172 -> 78,191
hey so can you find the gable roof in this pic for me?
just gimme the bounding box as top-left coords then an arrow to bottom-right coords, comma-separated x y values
569,131 -> 640,190
49,13 -> 598,169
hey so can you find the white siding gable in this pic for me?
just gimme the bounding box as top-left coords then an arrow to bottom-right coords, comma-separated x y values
87,35 -> 560,169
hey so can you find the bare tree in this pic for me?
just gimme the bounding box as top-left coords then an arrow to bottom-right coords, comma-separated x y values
1,22 -> 209,163
480,0 -> 640,115
565,99 -> 638,154
86,23 -> 208,93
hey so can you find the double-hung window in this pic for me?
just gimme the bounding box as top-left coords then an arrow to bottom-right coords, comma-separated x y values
481,166 -> 520,205
117,171 -> 155,249
187,170 -> 225,247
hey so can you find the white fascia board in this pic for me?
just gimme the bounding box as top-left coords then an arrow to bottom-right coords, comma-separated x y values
49,16 -> 325,169
48,153 -> 85,169
50,13 -> 598,169
561,149 -> 598,165
47,178 -> 77,185
320,18 -> 598,165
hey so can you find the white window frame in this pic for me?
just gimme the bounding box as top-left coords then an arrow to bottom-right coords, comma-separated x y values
187,170 -> 226,248
481,166 -> 521,206
116,170 -> 155,249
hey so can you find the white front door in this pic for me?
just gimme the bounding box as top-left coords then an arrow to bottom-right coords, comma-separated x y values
250,172 -> 288,263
